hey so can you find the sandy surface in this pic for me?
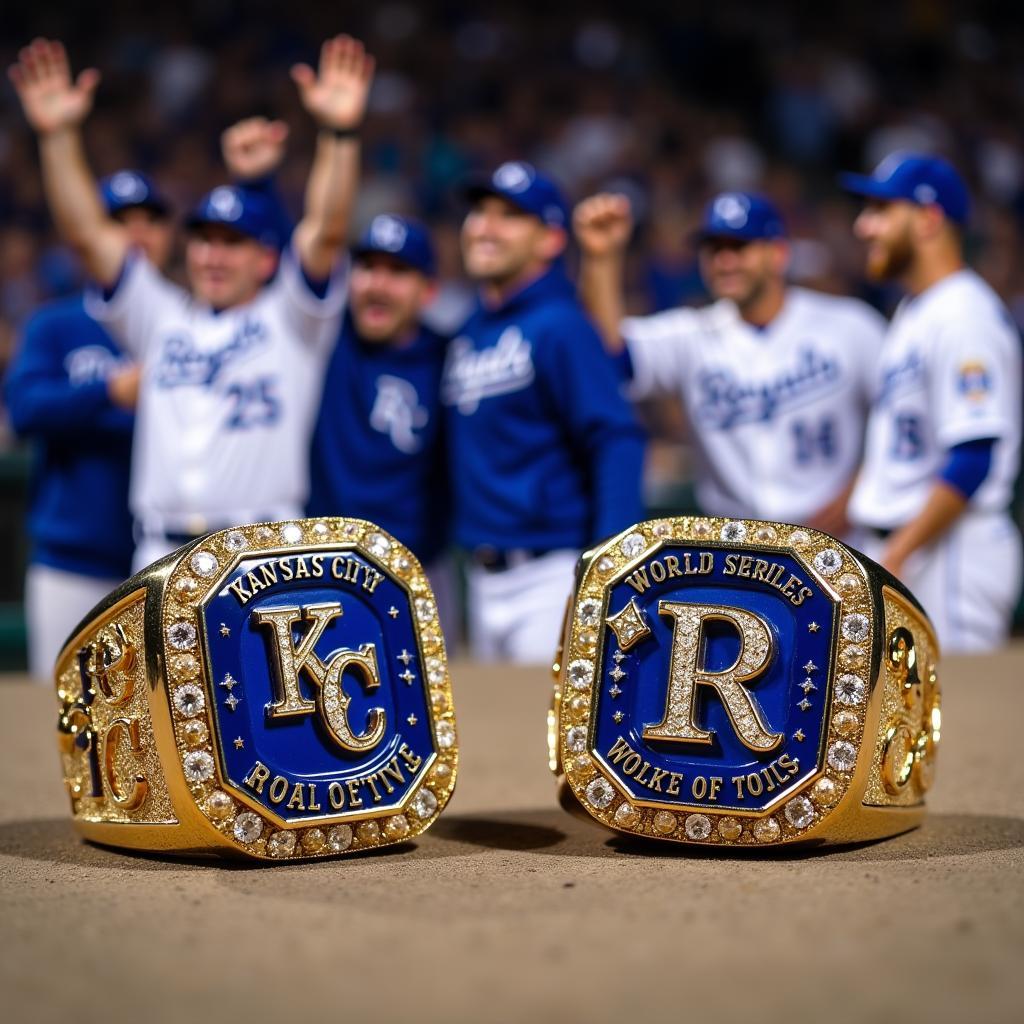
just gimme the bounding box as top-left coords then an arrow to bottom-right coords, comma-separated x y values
1,652 -> 1022,1024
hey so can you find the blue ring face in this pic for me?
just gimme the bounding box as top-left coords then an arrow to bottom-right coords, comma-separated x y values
592,543 -> 837,814
201,547 -> 437,824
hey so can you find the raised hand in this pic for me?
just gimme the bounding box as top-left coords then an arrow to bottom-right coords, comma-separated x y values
573,193 -> 634,258
8,38 -> 100,135
221,117 -> 290,180
290,35 -> 375,132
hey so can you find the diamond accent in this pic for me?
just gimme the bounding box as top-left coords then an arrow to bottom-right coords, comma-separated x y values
610,665 -> 625,682
785,796 -> 815,829
612,711 -> 624,723
225,693 -> 240,711
837,572 -> 861,594
828,740 -> 858,772
190,551 -> 218,577
585,777 -> 615,809
839,644 -> 866,668
813,548 -> 843,576
566,726 -> 588,753
693,521 -> 712,538
415,598 -> 436,622
182,719 -> 208,746
842,613 -> 870,642
613,803 -> 639,828
167,621 -> 197,650
836,674 -> 866,705
684,814 -> 712,840
312,521 -> 329,537
384,815 -> 410,840
754,525 -> 778,542
267,831 -> 297,858
619,533 -> 646,558
652,810 -> 677,835
567,659 -> 595,691
798,698 -> 812,711
173,683 -> 205,717
435,720 -> 456,748
803,660 -> 818,673
207,790 -> 234,819
426,657 -> 445,685
720,520 -> 747,542
609,684 -> 622,698
303,829 -> 327,853
220,673 -> 237,690
367,532 -> 391,558
718,817 -> 743,841
174,576 -> 198,597
832,710 -> 859,736
605,599 -> 651,651
328,824 -> 353,852
752,817 -> 781,843
800,679 -> 816,693
280,523 -> 303,544
356,821 -> 380,844
578,598 -> 602,628
812,777 -> 838,806
182,750 -> 215,784
233,812 -> 263,844
596,555 -> 616,574
410,788 -> 438,820
224,531 -> 246,552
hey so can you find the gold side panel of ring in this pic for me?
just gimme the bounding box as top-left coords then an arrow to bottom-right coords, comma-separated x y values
56,589 -> 177,825
862,586 -> 940,807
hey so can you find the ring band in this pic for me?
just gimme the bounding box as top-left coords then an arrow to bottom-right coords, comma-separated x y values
550,517 -> 940,847
54,518 -> 458,860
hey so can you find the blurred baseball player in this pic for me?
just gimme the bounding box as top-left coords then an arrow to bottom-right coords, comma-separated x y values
575,190 -> 886,536
10,36 -> 373,570
4,171 -> 172,678
442,161 -> 646,663
842,154 -> 1022,651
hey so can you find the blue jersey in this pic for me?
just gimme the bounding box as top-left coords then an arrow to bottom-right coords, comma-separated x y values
441,266 -> 645,550
307,313 -> 449,564
4,295 -> 134,578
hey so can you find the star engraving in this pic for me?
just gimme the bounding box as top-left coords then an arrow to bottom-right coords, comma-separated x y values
803,660 -> 818,673
808,621 -> 820,633
798,698 -> 812,711
220,673 -> 237,691
397,649 -> 414,665
400,669 -> 415,685
609,684 -> 622,699
793,729 -> 806,742
801,679 -> 817,693
388,606 -> 400,619
407,713 -> 418,726
613,711 -> 624,724
610,665 -> 626,682
220,623 -> 231,637
605,598 -> 652,651
225,693 -> 240,711
233,736 -> 245,750
612,650 -> 626,664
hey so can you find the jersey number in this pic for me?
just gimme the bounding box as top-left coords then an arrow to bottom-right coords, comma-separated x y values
891,413 -> 924,460
226,377 -> 281,430
791,416 -> 837,465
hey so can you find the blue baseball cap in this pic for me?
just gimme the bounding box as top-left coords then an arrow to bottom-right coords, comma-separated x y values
100,170 -> 171,217
696,192 -> 787,242
840,153 -> 970,225
352,214 -> 436,275
185,186 -> 282,248
463,161 -> 569,228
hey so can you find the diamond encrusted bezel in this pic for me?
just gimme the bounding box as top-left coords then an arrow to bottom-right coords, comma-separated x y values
161,519 -> 459,860
557,517 -> 877,846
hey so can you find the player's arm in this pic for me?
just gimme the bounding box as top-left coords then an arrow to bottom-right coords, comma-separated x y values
289,35 -> 375,281
805,475 -> 856,539
8,39 -> 127,286
573,193 -> 634,355
4,315 -> 135,438
880,439 -> 995,578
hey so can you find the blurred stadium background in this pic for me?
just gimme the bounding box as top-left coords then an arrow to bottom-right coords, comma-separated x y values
1,0 -> 1023,665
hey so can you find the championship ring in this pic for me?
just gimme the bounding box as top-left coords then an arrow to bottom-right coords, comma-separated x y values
54,519 -> 458,860
550,517 -> 940,847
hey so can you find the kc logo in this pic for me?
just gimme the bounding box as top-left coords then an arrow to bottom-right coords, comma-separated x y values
253,602 -> 386,754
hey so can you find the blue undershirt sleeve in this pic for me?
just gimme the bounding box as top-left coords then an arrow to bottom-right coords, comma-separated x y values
938,437 -> 995,499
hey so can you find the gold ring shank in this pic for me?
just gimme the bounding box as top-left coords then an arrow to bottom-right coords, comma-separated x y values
551,518 -> 940,847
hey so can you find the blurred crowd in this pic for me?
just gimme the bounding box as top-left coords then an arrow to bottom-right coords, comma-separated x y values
2,0 -> 1024,414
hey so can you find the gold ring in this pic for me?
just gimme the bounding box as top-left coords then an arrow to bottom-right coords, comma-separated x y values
54,518 -> 458,860
550,517 -> 939,847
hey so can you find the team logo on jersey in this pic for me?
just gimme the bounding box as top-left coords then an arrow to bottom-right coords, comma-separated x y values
877,350 -> 924,403
155,318 -> 269,388
195,526 -> 448,828
64,345 -> 129,386
370,374 -> 429,453
956,361 -> 991,401
440,326 -> 535,414
695,347 -> 841,428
